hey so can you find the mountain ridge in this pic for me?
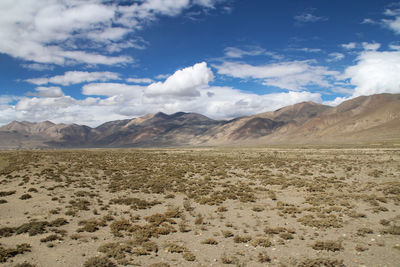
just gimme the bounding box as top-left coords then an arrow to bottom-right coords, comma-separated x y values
1,93 -> 399,149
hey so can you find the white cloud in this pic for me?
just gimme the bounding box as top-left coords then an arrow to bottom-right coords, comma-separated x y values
21,63 -> 54,71
16,96 -> 75,112
294,9 -> 328,24
292,48 -> 322,53
26,86 -> 64,98
193,0 -> 218,8
0,0 -> 226,66
145,62 -> 214,97
327,52 -> 345,62
155,74 -> 170,80
11,96 -> 127,126
382,7 -> 400,34
344,50 -> 400,97
82,83 -> 145,98
389,44 -> 400,50
331,87 -> 353,95
362,18 -> 377,25
340,42 -> 381,52
224,46 -> 282,60
341,42 -> 357,50
214,61 -> 338,90
323,96 -> 350,106
126,78 -> 154,84
383,17 -> 400,33
0,95 -> 19,105
0,59 -> 323,128
0,1 -> 131,65
0,85 -> 322,127
362,42 -> 381,51
192,88 -> 322,119
26,71 -> 121,86
224,46 -> 265,58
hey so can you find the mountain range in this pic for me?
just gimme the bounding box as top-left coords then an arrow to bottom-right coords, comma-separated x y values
1,93 -> 399,149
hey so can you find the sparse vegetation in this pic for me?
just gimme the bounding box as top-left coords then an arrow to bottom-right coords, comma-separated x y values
0,147 -> 398,266
83,256 -> 117,267
312,240 -> 343,252
0,243 -> 31,263
19,194 -> 32,200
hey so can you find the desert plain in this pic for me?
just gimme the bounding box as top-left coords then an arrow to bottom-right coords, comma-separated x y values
0,146 -> 399,266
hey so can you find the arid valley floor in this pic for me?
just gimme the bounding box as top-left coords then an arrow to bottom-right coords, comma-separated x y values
0,147 -> 399,266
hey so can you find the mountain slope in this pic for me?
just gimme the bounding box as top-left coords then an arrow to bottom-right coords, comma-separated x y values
279,93 -> 400,143
0,93 -> 399,148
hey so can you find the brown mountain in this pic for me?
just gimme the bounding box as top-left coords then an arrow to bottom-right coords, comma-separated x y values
0,93 -> 399,149
272,93 -> 400,143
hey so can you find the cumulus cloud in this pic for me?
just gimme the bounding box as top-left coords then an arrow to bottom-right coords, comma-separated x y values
214,61 -> 338,90
26,71 -> 121,86
192,88 -> 322,119
26,86 -> 64,98
0,85 -> 323,127
0,60 -> 323,127
344,50 -> 400,97
145,62 -> 214,97
0,0 -> 226,66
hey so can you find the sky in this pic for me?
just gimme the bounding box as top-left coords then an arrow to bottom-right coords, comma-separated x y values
0,0 -> 400,127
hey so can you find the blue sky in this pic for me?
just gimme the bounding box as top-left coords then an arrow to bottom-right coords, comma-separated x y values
1,0 -> 400,126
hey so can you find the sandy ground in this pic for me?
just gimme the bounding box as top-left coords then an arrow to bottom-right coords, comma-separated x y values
0,147 -> 399,267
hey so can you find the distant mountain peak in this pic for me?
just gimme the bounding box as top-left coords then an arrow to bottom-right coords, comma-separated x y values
0,93 -> 399,149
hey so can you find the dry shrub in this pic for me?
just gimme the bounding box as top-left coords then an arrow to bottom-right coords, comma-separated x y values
110,218 -> 131,237
165,243 -> 187,253
297,257 -> 345,267
19,194 -> 32,200
202,238 -> 218,245
14,262 -> 36,267
357,227 -> 373,237
40,234 -> 63,243
312,240 -> 343,252
0,190 -> 16,197
0,243 -> 31,263
381,225 -> 400,235
233,235 -> 252,243
97,242 -> 131,262
83,256 -> 117,267
77,218 -> 106,233
258,251 -> 271,263
15,221 -> 48,236
251,238 -> 271,247
182,251 -> 196,261
297,214 -> 342,228
221,230 -> 234,238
